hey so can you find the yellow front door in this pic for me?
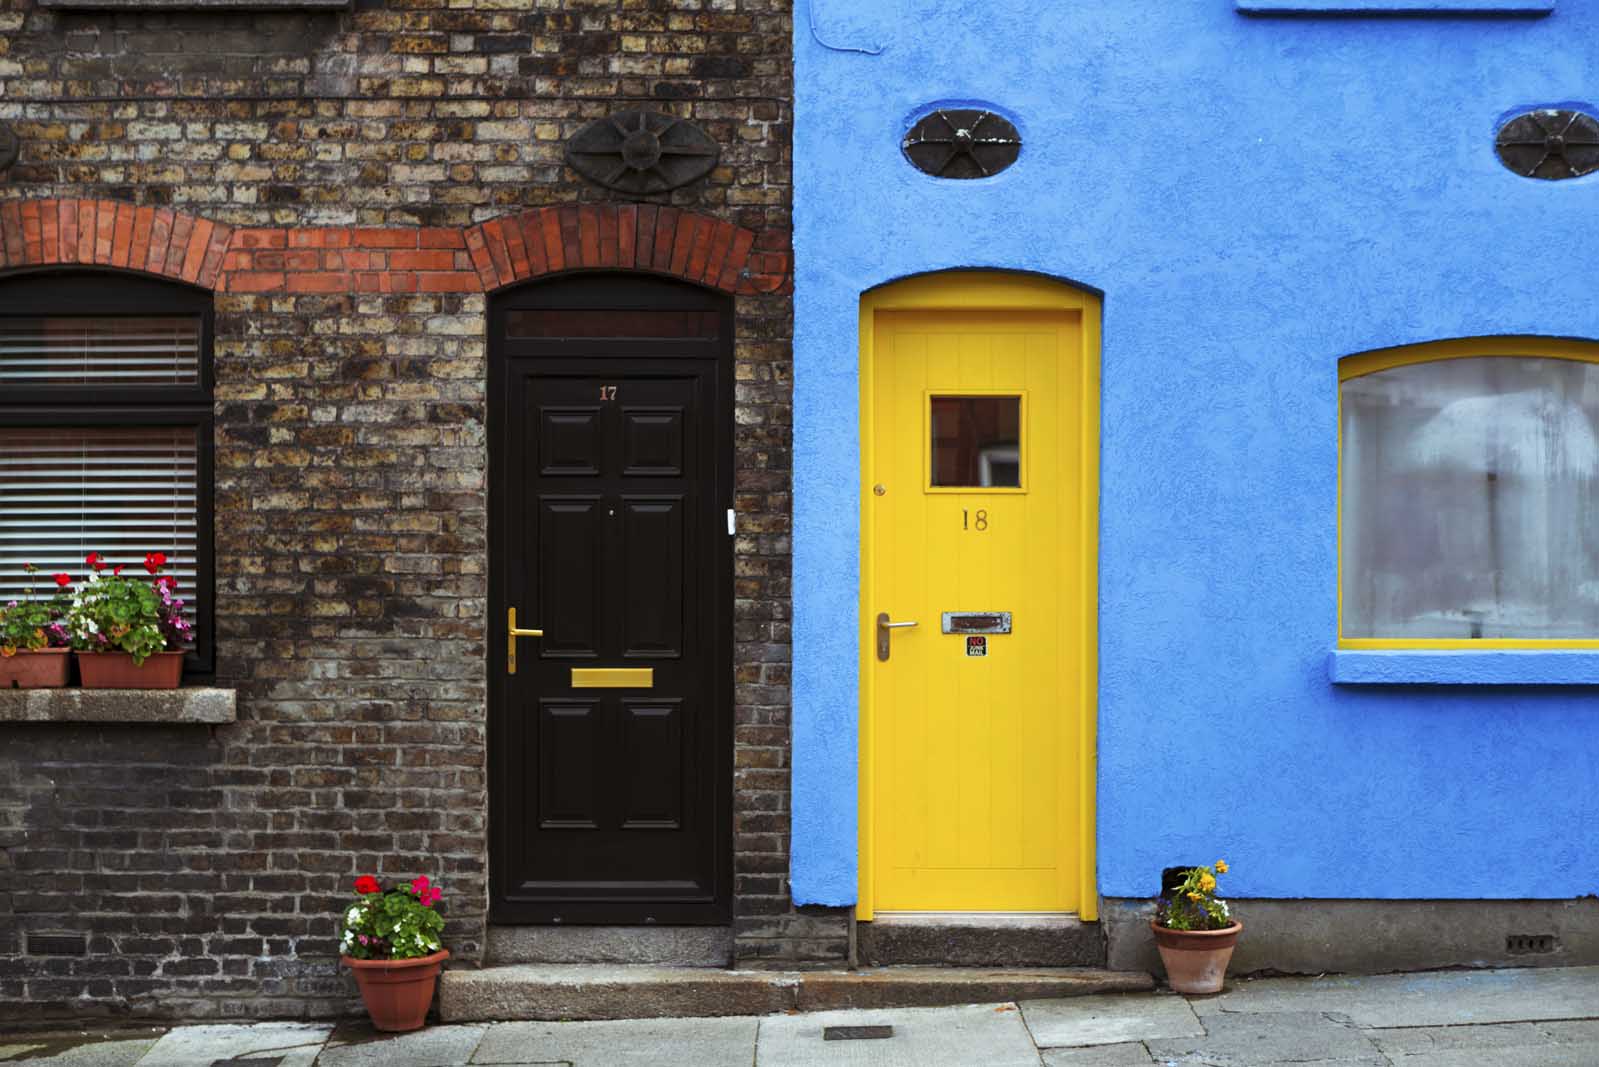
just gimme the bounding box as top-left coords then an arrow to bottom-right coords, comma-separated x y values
860,272 -> 1100,919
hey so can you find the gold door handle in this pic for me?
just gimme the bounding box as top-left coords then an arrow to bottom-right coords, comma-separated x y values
876,612 -> 919,662
507,606 -> 544,675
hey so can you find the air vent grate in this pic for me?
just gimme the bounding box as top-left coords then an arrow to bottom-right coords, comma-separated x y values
1506,934 -> 1558,955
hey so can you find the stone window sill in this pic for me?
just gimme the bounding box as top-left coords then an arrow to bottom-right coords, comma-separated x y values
0,687 -> 236,724
1329,650 -> 1599,685
1239,1 -> 1550,13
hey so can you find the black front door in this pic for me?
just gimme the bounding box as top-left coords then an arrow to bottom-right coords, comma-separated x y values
489,274 -> 733,924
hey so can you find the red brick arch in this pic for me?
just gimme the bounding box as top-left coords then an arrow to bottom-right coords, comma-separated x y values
0,198 -> 232,289
464,204 -> 781,295
0,198 -> 788,297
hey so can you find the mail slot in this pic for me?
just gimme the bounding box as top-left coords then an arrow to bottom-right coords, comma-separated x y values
571,668 -> 654,688
941,611 -> 1012,635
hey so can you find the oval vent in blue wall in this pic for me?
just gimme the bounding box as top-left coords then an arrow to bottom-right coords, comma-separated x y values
902,109 -> 1021,179
1495,109 -> 1599,180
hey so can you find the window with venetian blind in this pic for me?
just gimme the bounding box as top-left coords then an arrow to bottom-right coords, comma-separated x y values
0,271 -> 215,674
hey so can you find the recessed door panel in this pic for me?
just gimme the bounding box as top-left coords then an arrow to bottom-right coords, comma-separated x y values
539,497 -> 601,656
623,497 -> 685,657
538,702 -> 600,830
541,407 -> 602,475
621,700 -> 685,830
490,274 -> 732,926
623,408 -> 685,476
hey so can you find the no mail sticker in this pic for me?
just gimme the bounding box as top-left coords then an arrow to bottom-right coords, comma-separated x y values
966,635 -> 988,657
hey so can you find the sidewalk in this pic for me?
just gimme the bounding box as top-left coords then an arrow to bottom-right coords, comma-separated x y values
3,966 -> 1596,1066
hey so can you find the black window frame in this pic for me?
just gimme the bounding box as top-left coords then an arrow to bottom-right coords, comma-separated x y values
0,269 -> 218,678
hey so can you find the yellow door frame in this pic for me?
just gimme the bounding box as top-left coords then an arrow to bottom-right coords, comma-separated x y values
857,270 -> 1102,922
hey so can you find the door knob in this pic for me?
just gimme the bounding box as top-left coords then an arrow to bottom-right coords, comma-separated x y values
507,606 -> 544,675
876,612 -> 918,662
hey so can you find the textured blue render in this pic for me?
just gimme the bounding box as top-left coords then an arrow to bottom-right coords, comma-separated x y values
791,0 -> 1599,906
1330,651 -> 1599,684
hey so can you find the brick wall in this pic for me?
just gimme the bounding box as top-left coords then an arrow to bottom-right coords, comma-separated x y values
0,0 -> 827,1023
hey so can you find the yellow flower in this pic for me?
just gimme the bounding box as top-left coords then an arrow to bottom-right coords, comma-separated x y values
1187,891 -> 1201,901
1216,860 -> 1229,874
0,644 -> 14,658
1199,873 -> 1216,892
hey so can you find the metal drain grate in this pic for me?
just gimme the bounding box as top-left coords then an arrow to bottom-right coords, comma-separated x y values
824,1025 -> 894,1041
1506,934 -> 1558,955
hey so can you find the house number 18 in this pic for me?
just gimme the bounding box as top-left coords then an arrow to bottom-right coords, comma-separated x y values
963,509 -> 989,531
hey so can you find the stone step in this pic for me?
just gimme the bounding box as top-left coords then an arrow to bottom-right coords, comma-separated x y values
485,925 -> 732,966
438,964 -> 1153,1022
858,913 -> 1105,968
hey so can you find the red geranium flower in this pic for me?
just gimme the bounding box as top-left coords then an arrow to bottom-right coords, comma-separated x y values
112,564 -> 124,576
144,552 -> 167,574
354,875 -> 381,895
86,552 -> 105,571
53,573 -> 71,588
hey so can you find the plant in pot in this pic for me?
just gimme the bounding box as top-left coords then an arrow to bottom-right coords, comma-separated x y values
67,552 -> 192,689
339,874 -> 449,1032
0,565 -> 73,689
1151,860 -> 1241,995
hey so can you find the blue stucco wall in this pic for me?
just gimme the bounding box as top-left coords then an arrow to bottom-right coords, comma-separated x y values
791,1 -> 1599,905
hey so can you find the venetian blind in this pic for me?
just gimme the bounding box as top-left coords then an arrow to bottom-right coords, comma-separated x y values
0,426 -> 200,632
0,316 -> 201,386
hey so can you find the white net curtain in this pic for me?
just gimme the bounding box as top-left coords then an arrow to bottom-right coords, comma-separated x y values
1341,355 -> 1599,640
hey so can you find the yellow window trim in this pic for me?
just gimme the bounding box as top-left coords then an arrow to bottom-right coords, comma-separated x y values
924,388 -> 1029,495
858,270 -> 1101,922
1338,335 -> 1599,650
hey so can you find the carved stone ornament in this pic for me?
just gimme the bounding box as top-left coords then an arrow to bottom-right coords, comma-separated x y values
566,110 -> 721,195
1495,109 -> 1599,180
0,123 -> 18,172
902,108 -> 1022,179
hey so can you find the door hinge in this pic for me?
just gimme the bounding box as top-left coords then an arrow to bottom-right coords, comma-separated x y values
727,508 -> 736,535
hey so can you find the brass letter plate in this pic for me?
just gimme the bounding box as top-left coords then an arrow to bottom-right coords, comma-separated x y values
571,668 -> 655,689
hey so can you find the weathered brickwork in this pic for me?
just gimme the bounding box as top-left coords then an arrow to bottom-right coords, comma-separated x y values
0,0 -> 827,1023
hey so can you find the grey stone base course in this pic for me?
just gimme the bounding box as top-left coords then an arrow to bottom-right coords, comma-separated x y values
486,926 -> 733,967
857,913 -> 1105,968
0,687 -> 235,724
1103,897 -> 1599,976
438,965 -> 1153,1022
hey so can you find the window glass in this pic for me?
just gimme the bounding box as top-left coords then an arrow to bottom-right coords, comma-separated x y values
0,316 -> 201,386
930,396 -> 1021,488
0,426 -> 201,642
506,309 -> 719,339
1341,356 -> 1599,639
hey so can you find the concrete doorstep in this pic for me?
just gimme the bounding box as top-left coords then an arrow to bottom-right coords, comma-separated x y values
437,964 -> 1154,1021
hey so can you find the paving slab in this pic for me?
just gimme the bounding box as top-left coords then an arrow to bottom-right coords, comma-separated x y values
1021,992 -> 1201,1048
1383,1044 -> 1599,1067
755,1003 -> 1042,1067
5,1039 -> 158,1067
471,1016 -> 756,1067
1542,1019 -> 1599,1043
1146,1010 -> 1386,1067
1370,1022 -> 1549,1056
1194,966 -> 1599,1028
317,1023 -> 487,1067
1041,1041 -> 1154,1065
131,1023 -> 331,1067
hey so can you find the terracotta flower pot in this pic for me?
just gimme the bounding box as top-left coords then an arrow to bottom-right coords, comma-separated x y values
0,648 -> 71,689
343,949 -> 449,1032
76,650 -> 184,689
1150,919 -> 1243,995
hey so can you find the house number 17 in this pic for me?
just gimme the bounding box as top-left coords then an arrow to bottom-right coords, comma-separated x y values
599,385 -> 618,400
